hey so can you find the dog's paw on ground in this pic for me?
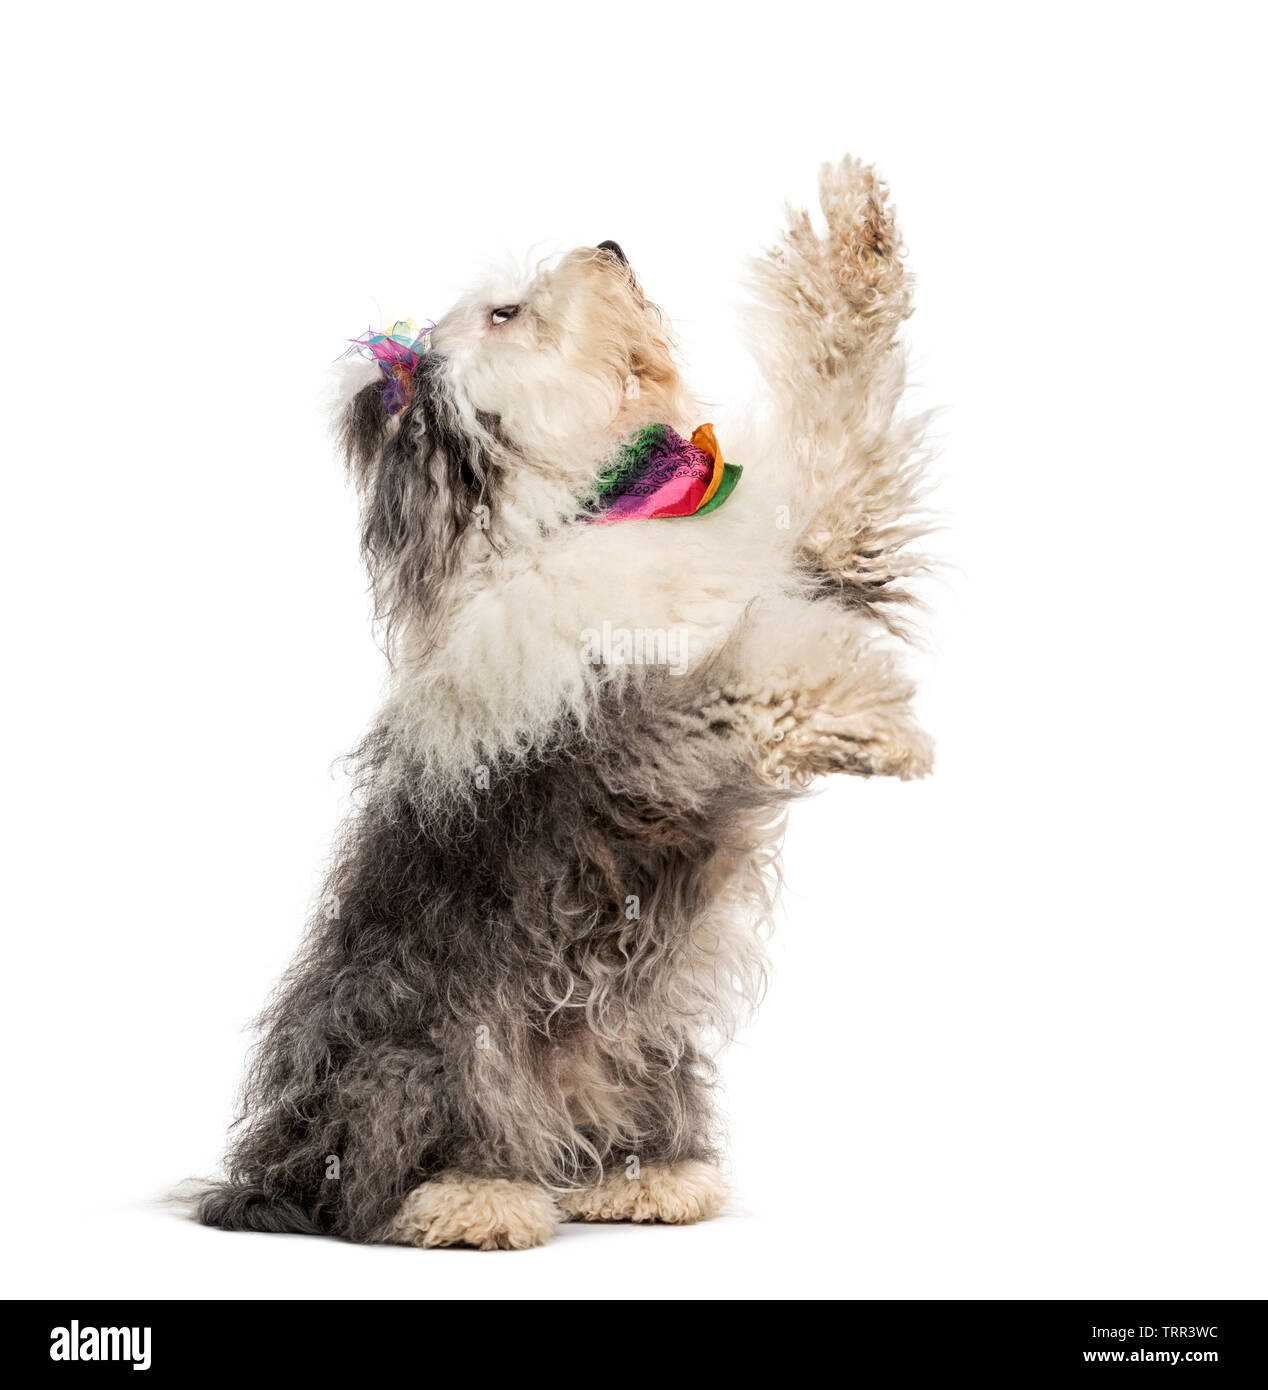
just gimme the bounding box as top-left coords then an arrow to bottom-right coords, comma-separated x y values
561,1161 -> 729,1225
391,1173 -> 560,1250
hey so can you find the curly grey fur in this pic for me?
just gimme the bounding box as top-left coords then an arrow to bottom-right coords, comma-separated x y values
197,671 -> 793,1241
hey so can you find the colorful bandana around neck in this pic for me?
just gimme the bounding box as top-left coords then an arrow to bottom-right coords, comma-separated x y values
588,423 -> 742,524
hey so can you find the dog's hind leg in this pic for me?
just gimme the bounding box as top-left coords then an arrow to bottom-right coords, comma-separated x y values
746,155 -> 930,629
388,1173 -> 561,1251
560,1160 -> 729,1226
552,1047 -> 731,1228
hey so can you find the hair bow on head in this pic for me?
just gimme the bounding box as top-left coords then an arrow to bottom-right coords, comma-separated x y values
343,319 -> 434,415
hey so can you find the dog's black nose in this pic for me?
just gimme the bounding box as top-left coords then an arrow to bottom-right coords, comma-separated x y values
597,240 -> 628,266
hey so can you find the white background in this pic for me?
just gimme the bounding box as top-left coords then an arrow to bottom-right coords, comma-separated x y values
3,2 -> 1265,1300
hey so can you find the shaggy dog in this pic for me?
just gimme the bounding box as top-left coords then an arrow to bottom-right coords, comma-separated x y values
197,156 -> 932,1250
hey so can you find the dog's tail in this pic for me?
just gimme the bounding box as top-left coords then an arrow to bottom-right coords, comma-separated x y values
172,1178 -> 327,1237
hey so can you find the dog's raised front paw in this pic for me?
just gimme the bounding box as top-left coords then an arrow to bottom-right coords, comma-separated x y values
390,1173 -> 560,1250
817,154 -> 900,264
561,1161 -> 729,1225
763,703 -> 934,783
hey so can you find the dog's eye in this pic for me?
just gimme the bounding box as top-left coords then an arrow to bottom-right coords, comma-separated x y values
490,305 -> 520,326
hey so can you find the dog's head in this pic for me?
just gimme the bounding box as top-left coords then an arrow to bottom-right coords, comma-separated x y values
340,243 -> 686,653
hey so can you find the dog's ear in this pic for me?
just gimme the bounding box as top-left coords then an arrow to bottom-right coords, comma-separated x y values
340,359 -> 497,654
340,374 -> 392,486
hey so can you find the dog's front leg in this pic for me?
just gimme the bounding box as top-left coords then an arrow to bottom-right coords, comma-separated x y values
746,155 -> 928,625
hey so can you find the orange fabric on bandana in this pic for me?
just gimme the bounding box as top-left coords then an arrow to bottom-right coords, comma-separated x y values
691,423 -> 727,509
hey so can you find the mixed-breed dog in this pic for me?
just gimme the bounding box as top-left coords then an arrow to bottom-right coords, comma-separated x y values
195,156 -> 933,1250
